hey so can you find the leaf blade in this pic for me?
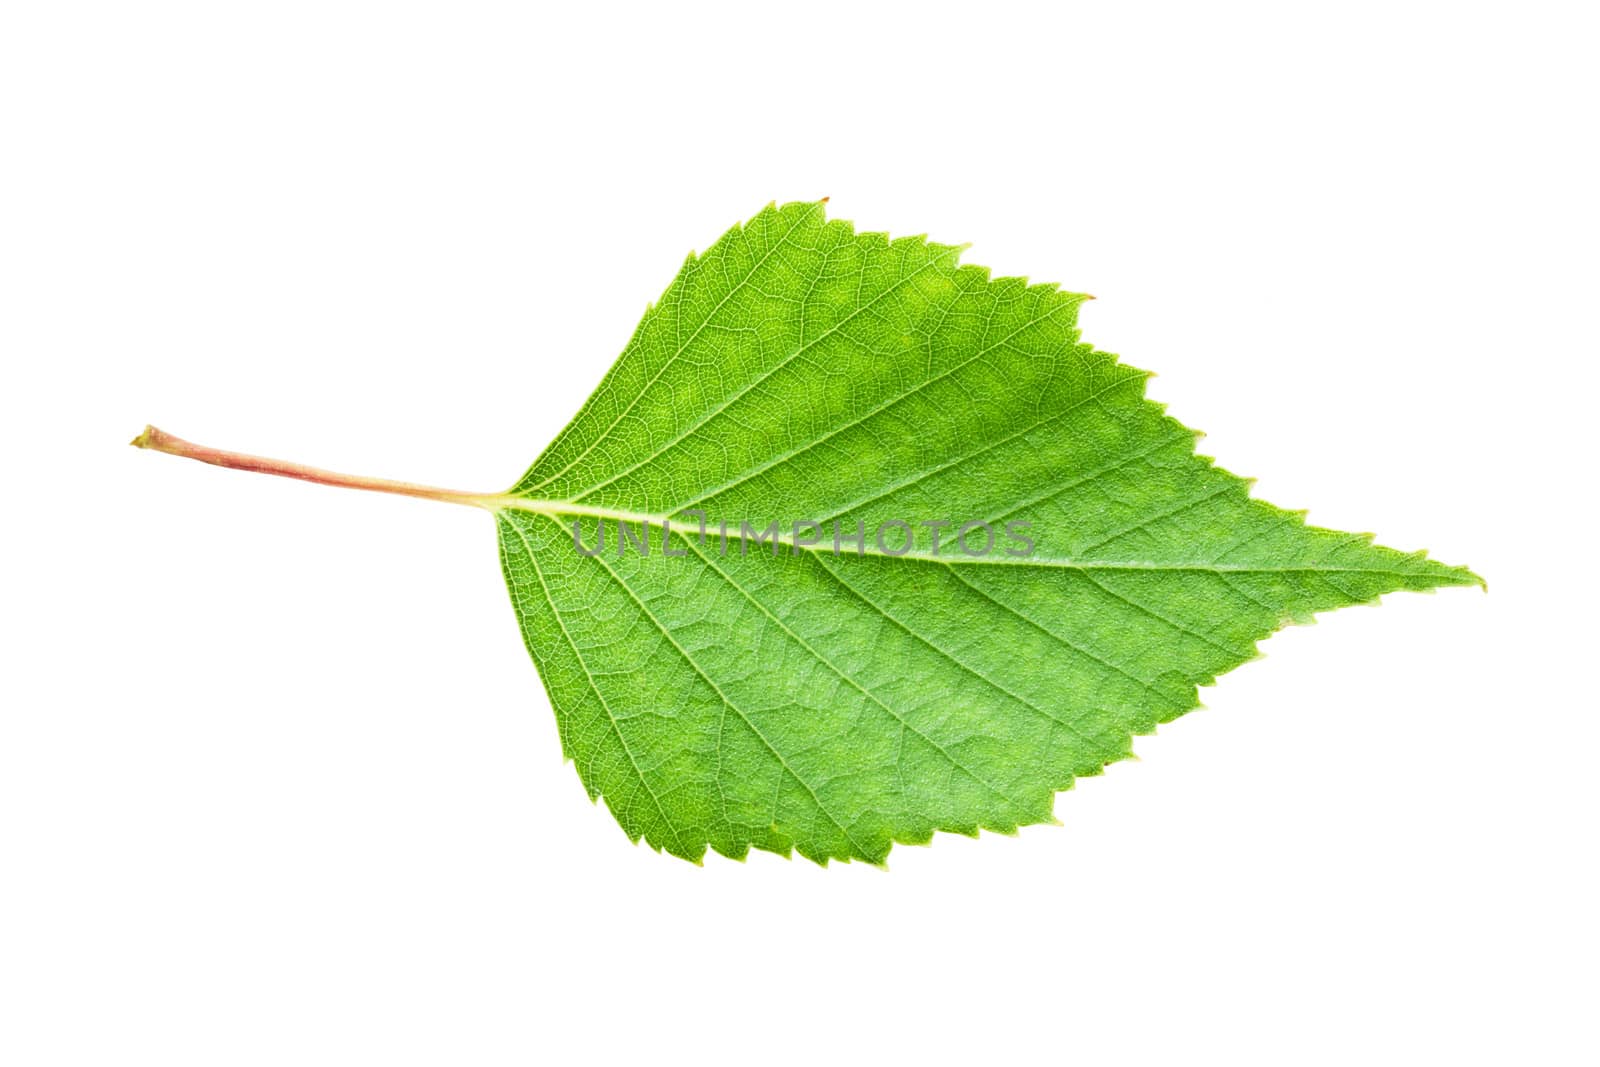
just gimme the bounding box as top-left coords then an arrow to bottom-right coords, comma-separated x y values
497,200 -> 1478,864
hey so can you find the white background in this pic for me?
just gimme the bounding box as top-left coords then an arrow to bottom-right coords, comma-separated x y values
3,2 -> 1595,1064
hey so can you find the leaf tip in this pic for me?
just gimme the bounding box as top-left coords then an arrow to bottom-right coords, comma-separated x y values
1444,561 -> 1487,592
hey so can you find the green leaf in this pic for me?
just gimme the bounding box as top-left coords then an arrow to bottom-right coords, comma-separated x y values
133,199 -> 1480,867
492,199 -> 1479,866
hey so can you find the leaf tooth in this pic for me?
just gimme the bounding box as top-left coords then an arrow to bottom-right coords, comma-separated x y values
891,826 -> 936,848
708,841 -> 752,863
993,271 -> 1036,291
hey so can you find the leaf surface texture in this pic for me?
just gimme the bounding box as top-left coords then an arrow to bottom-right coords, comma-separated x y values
495,201 -> 1477,864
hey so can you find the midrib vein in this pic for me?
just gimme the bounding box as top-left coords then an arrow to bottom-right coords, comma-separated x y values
492,499 -> 1443,576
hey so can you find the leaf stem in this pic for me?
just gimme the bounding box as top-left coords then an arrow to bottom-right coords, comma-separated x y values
130,425 -> 499,509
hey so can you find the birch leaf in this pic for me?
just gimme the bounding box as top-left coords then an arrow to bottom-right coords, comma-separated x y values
135,200 -> 1480,866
